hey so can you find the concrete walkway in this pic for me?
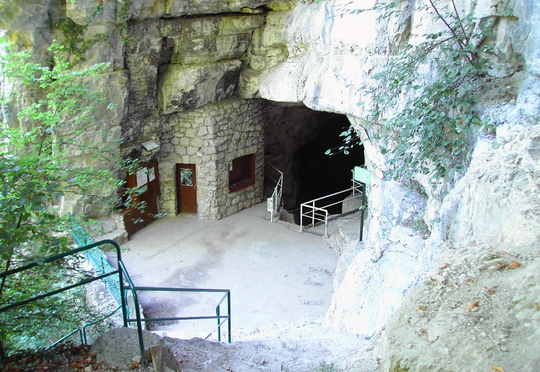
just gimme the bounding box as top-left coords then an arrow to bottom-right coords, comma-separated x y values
114,202 -> 339,341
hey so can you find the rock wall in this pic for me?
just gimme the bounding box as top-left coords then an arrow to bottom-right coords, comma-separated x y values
0,0 -> 279,224
379,127 -> 540,371
253,0 -> 540,369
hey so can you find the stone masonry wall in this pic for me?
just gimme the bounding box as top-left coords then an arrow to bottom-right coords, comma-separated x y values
159,98 -> 264,219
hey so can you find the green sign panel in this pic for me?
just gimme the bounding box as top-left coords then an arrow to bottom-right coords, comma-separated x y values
354,166 -> 371,185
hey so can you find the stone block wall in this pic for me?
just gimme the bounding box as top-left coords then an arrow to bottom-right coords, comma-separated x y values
159,98 -> 264,219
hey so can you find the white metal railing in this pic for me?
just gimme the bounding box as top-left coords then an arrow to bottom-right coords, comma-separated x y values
267,165 -> 283,223
300,179 -> 363,236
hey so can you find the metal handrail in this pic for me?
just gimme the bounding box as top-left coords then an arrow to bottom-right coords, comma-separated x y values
69,214 -> 124,306
130,288 -> 231,341
0,240 -> 128,360
81,305 -> 123,345
300,179 -> 364,236
45,329 -> 84,350
45,305 -> 122,350
300,204 -> 329,235
118,261 -> 231,367
2,223 -> 232,367
267,165 -> 283,223
0,240 -> 123,290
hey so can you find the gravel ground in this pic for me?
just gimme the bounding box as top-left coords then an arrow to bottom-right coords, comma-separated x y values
381,242 -> 540,372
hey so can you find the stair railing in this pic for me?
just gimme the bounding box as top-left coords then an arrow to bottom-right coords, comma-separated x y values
68,216 -> 232,367
1,220 -> 232,368
69,214 -> 124,307
0,239 -> 130,360
267,165 -> 283,222
300,178 -> 363,236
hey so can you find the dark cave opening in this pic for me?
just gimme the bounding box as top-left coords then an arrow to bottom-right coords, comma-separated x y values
263,102 -> 365,221
295,114 -> 365,215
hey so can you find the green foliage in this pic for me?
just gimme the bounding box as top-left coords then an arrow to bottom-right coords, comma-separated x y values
0,41 -> 120,356
325,126 -> 362,156
346,0 -> 511,180
312,363 -> 343,372
1,257 -> 113,352
50,0 -> 134,63
52,2 -> 111,63
119,0 -> 134,44
54,18 -> 111,63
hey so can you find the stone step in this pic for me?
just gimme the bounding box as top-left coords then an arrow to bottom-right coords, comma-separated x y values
93,322 -> 378,371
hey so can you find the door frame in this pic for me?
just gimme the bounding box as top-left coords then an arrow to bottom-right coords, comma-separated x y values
176,163 -> 197,214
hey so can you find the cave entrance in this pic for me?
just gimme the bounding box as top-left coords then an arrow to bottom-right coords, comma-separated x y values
297,114 -> 364,215
263,102 -> 365,221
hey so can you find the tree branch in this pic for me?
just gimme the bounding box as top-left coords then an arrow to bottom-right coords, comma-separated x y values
451,0 -> 470,46
428,0 -> 474,66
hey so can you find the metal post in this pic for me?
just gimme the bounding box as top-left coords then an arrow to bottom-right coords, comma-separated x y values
217,305 -> 221,342
227,291 -> 231,343
299,205 -> 303,232
359,183 -> 366,241
134,293 -> 146,367
115,243 -> 128,329
120,261 -> 147,368
119,274 -> 128,328
270,196 -> 274,223
324,210 -> 329,236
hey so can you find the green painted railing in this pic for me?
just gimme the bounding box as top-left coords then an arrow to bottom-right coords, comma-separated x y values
1,220 -> 232,367
0,240 -> 130,361
67,216 -> 232,367
68,214 -> 123,306
45,305 -> 122,350
117,259 -> 231,366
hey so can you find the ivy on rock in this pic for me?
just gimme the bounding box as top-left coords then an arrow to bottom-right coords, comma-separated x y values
336,0 -> 515,180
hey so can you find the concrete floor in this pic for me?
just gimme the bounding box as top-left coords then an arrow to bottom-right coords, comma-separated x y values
113,202 -> 339,341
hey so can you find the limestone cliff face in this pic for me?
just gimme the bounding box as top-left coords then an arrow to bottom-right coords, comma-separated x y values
255,0 -> 540,369
1,0 -> 540,369
256,0 -> 540,327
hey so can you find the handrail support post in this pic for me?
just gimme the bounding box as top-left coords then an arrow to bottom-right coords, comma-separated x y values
216,306 -> 221,342
227,291 -> 231,343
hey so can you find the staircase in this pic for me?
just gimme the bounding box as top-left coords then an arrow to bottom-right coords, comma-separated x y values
92,318 -> 378,372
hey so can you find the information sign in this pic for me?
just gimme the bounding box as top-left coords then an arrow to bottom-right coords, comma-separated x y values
354,166 -> 371,185
136,168 -> 148,187
267,197 -> 274,213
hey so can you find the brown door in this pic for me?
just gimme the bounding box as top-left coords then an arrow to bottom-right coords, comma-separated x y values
124,161 -> 161,237
176,164 -> 197,214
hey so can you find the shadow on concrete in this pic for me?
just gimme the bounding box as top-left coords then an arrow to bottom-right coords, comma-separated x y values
113,202 -> 339,341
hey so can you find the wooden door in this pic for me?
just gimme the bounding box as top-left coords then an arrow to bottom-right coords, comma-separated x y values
124,161 -> 161,237
176,164 -> 197,214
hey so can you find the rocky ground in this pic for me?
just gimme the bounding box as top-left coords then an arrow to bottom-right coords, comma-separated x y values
4,243 -> 540,372
381,242 -> 540,372
1,344 -> 148,372
89,318 -> 380,372
2,320 -> 378,372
